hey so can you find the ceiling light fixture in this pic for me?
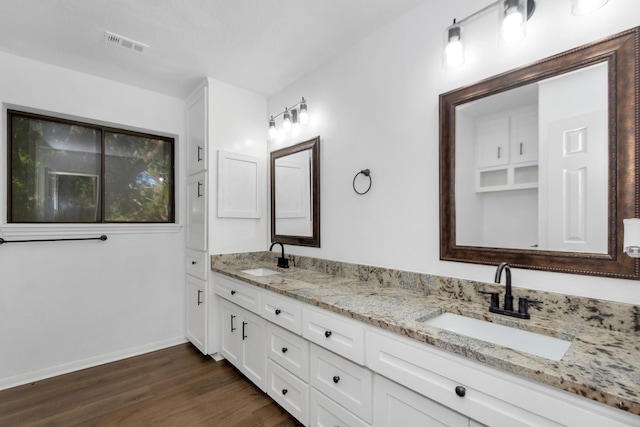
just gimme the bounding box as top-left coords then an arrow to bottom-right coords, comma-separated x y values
268,97 -> 309,140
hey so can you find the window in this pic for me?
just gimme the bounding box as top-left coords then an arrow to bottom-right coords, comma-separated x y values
8,110 -> 175,223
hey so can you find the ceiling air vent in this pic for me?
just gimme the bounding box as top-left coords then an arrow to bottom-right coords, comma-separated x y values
104,31 -> 149,54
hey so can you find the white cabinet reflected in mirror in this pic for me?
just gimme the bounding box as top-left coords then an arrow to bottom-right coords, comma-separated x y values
270,136 -> 320,247
455,63 -> 608,253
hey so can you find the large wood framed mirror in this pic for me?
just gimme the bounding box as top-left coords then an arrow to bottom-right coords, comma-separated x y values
440,27 -> 639,279
270,136 -> 320,247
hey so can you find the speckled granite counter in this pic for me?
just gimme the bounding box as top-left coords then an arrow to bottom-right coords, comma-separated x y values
211,252 -> 640,417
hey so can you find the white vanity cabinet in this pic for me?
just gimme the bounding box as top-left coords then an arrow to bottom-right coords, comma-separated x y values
219,298 -> 267,391
211,274 -> 639,426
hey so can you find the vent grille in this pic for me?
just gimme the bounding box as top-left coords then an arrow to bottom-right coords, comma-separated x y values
104,31 -> 149,54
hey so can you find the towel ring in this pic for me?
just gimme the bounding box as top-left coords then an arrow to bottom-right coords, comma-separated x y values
353,169 -> 372,195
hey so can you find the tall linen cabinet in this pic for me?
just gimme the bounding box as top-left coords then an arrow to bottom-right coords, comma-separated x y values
184,78 -> 269,358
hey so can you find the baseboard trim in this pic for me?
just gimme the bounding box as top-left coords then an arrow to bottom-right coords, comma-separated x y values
0,336 -> 188,392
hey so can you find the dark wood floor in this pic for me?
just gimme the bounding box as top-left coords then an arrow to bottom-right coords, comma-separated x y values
0,343 -> 302,426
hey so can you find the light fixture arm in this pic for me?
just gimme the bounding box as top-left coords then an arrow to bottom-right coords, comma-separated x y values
270,97 -> 307,121
454,0 -> 535,25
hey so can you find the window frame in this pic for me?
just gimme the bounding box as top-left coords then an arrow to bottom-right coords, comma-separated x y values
4,109 -> 178,234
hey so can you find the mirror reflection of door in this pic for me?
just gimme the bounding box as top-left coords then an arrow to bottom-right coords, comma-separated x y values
274,150 -> 312,237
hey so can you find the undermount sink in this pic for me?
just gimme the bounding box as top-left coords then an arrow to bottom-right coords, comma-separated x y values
424,313 -> 571,361
241,268 -> 280,277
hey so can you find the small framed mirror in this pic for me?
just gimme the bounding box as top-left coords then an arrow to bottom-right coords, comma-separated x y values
440,27 -> 639,279
270,136 -> 320,247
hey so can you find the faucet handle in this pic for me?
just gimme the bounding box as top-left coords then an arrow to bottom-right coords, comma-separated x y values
518,297 -> 543,317
478,290 -> 500,309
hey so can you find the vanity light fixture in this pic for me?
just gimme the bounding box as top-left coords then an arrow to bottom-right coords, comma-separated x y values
443,0 -> 536,67
623,219 -> 640,257
571,0 -> 609,15
268,97 -> 309,140
444,0 -> 609,67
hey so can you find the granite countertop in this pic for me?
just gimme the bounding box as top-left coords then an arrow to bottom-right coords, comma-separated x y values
211,259 -> 640,416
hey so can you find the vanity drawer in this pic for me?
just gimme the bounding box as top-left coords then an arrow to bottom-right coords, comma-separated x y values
267,323 -> 309,382
261,291 -> 302,334
185,249 -> 207,280
310,388 -> 370,427
267,359 -> 309,426
302,307 -> 365,364
309,344 -> 372,423
213,273 -> 260,314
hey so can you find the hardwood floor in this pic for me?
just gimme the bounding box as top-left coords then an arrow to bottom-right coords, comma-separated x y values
0,343 -> 302,426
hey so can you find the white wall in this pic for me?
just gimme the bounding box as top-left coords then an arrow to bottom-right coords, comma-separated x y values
207,78 -> 268,254
0,52 -> 186,388
267,0 -> 640,304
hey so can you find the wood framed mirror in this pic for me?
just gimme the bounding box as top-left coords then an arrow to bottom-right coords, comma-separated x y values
439,27 -> 639,279
270,136 -> 320,247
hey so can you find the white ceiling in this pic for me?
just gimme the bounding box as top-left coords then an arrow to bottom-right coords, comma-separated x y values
0,0 -> 426,98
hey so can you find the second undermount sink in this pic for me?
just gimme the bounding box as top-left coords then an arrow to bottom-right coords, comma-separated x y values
241,268 -> 280,277
424,313 -> 571,361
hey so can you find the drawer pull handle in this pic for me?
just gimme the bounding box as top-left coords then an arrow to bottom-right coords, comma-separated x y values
275,309 -> 281,315
333,375 -> 340,384
231,290 -> 236,295
282,389 -> 288,395
281,347 -> 288,353
324,330 -> 332,338
455,385 -> 466,397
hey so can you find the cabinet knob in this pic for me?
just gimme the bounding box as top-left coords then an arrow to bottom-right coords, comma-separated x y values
333,375 -> 340,384
275,309 -> 281,315
282,389 -> 288,395
281,347 -> 288,353
230,290 -> 236,295
455,385 -> 466,397
191,261 -> 197,265
324,330 -> 332,338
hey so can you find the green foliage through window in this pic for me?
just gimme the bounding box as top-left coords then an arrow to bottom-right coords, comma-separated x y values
8,111 -> 175,223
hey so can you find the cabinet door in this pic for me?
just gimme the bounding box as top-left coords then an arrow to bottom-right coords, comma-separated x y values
374,375 -> 468,427
476,115 -> 509,168
220,299 -> 241,366
186,276 -> 207,354
186,172 -> 207,251
240,309 -> 267,391
186,85 -> 207,175
510,108 -> 538,164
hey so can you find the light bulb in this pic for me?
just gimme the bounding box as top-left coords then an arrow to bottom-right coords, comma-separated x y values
282,109 -> 292,133
299,100 -> 309,125
443,21 -> 464,67
501,0 -> 526,44
268,117 -> 277,139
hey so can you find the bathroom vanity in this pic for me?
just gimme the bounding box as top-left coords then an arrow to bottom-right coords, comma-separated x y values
199,252 -> 640,427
